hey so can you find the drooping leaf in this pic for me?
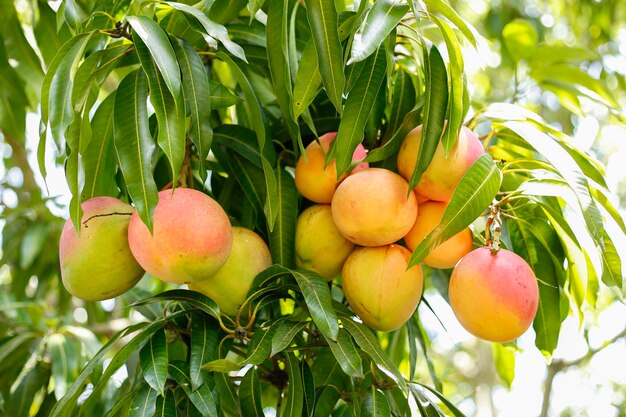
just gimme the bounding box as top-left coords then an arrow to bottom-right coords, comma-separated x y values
132,289 -> 221,320
271,320 -> 307,356
292,39 -> 322,118
126,15 -> 181,100
81,93 -> 118,199
432,16 -> 465,153
113,69 -> 158,231
292,269 -> 339,341
164,2 -> 247,62
245,324 -> 278,365
384,70 -> 417,142
361,389 -> 391,417
267,0 -> 299,144
304,0 -> 345,113
332,45 -> 387,177
169,362 -> 218,417
422,0 -> 477,46
341,319 -> 407,391
269,168 -> 298,268
324,328 -> 363,378
282,353 -> 304,417
173,37 -> 213,185
301,360 -> 316,417
408,43 -> 448,190
48,334 -> 78,401
366,106 -> 422,163
155,389 -> 178,417
140,328 -> 169,395
190,315 -> 220,389
408,153 -> 502,267
128,384 -> 158,417
133,32 -> 185,185
349,0 -> 409,64
239,367 -> 265,417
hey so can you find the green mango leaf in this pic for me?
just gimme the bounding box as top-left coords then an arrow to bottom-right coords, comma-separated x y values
140,328 -> 169,395
213,125 -> 264,167
190,315 -> 220,389
408,153 -> 502,267
411,382 -> 468,417
215,371 -> 242,416
349,0 -> 409,64
113,69 -> 158,232
164,2 -> 247,62
81,93 -> 118,199
267,0 -> 300,144
292,269 -> 339,341
213,147 -> 265,214
530,44 -> 599,65
332,45 -> 387,177
173,37 -> 213,185
409,384 -> 445,417
271,320 -> 307,356
304,0 -> 345,113
245,324 -> 278,365
361,389 -> 391,417
133,32 -> 185,185
155,390 -> 178,417
126,16 -> 181,99
301,360 -> 316,416
422,0 -> 477,46
366,106 -> 422,163
341,319 -> 407,391
409,43 -> 448,190
48,32 -> 94,146
410,315 -> 442,391
503,121 -> 622,288
48,334 -> 79,400
169,362 -> 218,417
502,19 -> 538,61
209,80 -> 242,108
203,358 -> 242,373
324,328 -> 363,378
292,39 -> 322,118
9,363 -> 50,417
33,2 -> 71,67
216,52 -> 279,230
132,289 -> 221,320
282,353 -> 304,417
269,168 -> 298,269
529,64 -> 617,107
229,22 -> 267,47
49,321 -> 151,417
104,388 -> 137,417
65,108 -> 91,234
384,69 -> 417,142
239,367 -> 265,417
129,384 -> 158,417
492,344 -> 515,389
509,217 -> 563,356
432,15 -> 465,153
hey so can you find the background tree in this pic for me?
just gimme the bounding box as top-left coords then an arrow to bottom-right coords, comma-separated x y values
0,0 -> 624,416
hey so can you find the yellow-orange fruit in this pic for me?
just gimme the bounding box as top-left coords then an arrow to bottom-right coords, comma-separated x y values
59,197 -> 144,301
295,205 -> 355,280
397,125 -> 485,202
404,200 -> 473,269
295,132 -> 369,203
342,245 -> 423,332
449,247 -> 539,342
189,227 -> 272,316
128,188 -> 232,285
331,168 -> 417,246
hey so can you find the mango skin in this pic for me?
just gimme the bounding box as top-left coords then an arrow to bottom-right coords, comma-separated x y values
59,197 -> 144,301
342,245 -> 423,332
295,205 -> 355,280
397,125 -> 485,202
404,200 -> 474,269
189,227 -> 272,316
331,168 -> 418,246
128,188 -> 233,285
449,247 -> 539,342
295,132 -> 369,203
